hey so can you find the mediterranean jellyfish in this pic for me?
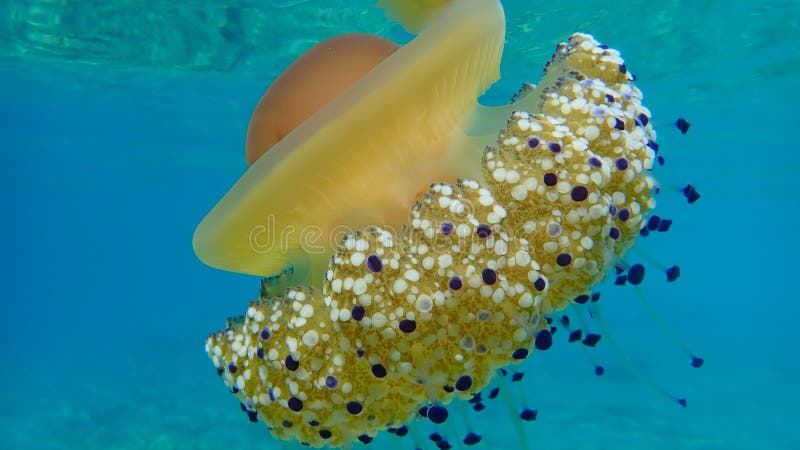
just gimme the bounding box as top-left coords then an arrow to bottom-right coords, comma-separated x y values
197,0 -> 702,448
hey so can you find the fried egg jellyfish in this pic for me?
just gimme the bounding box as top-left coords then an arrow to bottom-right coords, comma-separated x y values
198,0 -> 702,448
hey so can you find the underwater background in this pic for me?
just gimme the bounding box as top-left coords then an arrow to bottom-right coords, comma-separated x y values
1,0 -> 797,449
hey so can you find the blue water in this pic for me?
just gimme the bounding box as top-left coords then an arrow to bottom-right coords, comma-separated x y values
1,0 -> 798,448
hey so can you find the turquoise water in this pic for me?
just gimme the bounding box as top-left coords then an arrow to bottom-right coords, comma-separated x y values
1,0 -> 798,449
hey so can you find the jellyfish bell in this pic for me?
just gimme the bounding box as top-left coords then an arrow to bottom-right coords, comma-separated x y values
244,33 -> 400,166
193,0 -> 507,284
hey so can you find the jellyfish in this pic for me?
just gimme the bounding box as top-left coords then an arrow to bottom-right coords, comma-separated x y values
200,0 -> 699,448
